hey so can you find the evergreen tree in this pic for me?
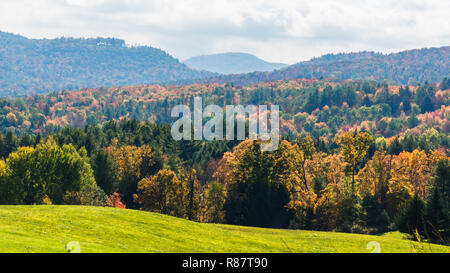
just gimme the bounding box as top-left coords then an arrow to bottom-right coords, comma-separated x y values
397,194 -> 426,237
183,169 -> 201,221
402,100 -> 411,114
420,95 -> 434,113
224,141 -> 291,228
91,149 -> 117,195
205,181 -> 226,223
407,106 -> 420,128
440,77 -> 450,90
425,186 -> 449,241
0,132 -> 5,158
388,137 -> 402,155
362,195 -> 390,233
433,159 -> 450,212
4,130 -> 17,156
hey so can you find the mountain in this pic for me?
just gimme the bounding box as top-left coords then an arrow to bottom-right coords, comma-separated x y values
0,31 -> 215,96
183,52 -> 287,74
185,47 -> 450,86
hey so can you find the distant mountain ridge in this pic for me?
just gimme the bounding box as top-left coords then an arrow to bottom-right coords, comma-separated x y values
183,52 -> 287,74
184,47 -> 450,86
0,31 -> 215,96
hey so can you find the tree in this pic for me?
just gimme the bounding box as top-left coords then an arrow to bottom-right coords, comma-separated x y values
0,160 -> 8,203
425,186 -> 449,241
296,136 -> 315,191
297,153 -> 349,230
0,140 -> 98,205
91,149 -> 117,195
357,151 -> 412,219
180,168 -> 201,221
433,159 -> 449,213
110,146 -> 142,207
112,145 -> 163,208
388,137 -> 402,155
423,95 -> 435,113
223,140 -> 292,228
336,131 -> 373,199
397,194 -> 426,237
134,169 -> 187,217
0,132 -> 5,158
205,181 -> 226,223
139,145 -> 164,178
407,105 -> 421,128
4,130 -> 17,157
107,192 -> 126,209
1,147 -> 35,204
402,100 -> 411,114
361,194 -> 390,233
440,77 -> 450,90
394,150 -> 432,199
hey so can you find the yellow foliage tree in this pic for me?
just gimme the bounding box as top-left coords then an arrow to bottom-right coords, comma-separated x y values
134,169 -> 186,217
336,131 -> 373,198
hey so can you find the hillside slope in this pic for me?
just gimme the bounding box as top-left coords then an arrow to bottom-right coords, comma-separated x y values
186,47 -> 450,85
0,31 -> 215,96
184,52 -> 287,74
0,205 -> 448,253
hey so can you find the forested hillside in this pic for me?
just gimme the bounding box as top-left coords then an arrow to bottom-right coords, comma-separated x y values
0,78 -> 449,244
0,31 -> 215,96
186,47 -> 450,86
1,30 -> 447,97
1,78 -> 448,141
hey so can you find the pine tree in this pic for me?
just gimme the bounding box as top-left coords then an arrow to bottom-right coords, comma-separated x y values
0,131 -> 5,158
397,194 -> 426,237
4,130 -> 17,156
425,186 -> 449,241
433,159 -> 449,213
388,137 -> 402,155
91,149 -> 117,195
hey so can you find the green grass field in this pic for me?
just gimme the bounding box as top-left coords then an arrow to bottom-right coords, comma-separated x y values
0,205 -> 448,253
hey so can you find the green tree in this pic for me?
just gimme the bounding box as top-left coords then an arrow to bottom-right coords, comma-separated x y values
433,159 -> 449,212
397,194 -> 426,237
0,160 -> 10,203
1,140 -> 98,205
4,130 -> 17,157
224,140 -> 292,228
205,181 -> 226,223
425,186 -> 449,241
180,168 -> 201,221
91,149 -> 117,195
388,137 -> 402,155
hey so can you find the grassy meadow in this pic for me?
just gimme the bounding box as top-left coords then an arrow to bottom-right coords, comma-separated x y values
0,205 -> 448,253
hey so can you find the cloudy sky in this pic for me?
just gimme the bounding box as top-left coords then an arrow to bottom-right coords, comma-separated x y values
0,0 -> 448,64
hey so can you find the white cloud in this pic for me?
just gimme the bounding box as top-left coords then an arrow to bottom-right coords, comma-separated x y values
0,0 -> 448,63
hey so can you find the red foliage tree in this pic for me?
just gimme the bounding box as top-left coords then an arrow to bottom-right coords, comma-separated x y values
107,192 -> 126,209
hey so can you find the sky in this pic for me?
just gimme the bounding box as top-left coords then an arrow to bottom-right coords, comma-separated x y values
0,0 -> 449,64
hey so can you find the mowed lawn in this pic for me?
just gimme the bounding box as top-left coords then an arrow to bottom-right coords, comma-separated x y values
0,205 -> 448,253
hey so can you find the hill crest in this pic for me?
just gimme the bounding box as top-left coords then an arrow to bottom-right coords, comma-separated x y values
182,47 -> 450,86
183,52 -> 287,74
0,30 -> 215,97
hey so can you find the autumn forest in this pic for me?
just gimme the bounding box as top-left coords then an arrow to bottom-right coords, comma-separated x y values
0,77 -> 449,246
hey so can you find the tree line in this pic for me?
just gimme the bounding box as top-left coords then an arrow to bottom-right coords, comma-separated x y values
0,120 -> 448,244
